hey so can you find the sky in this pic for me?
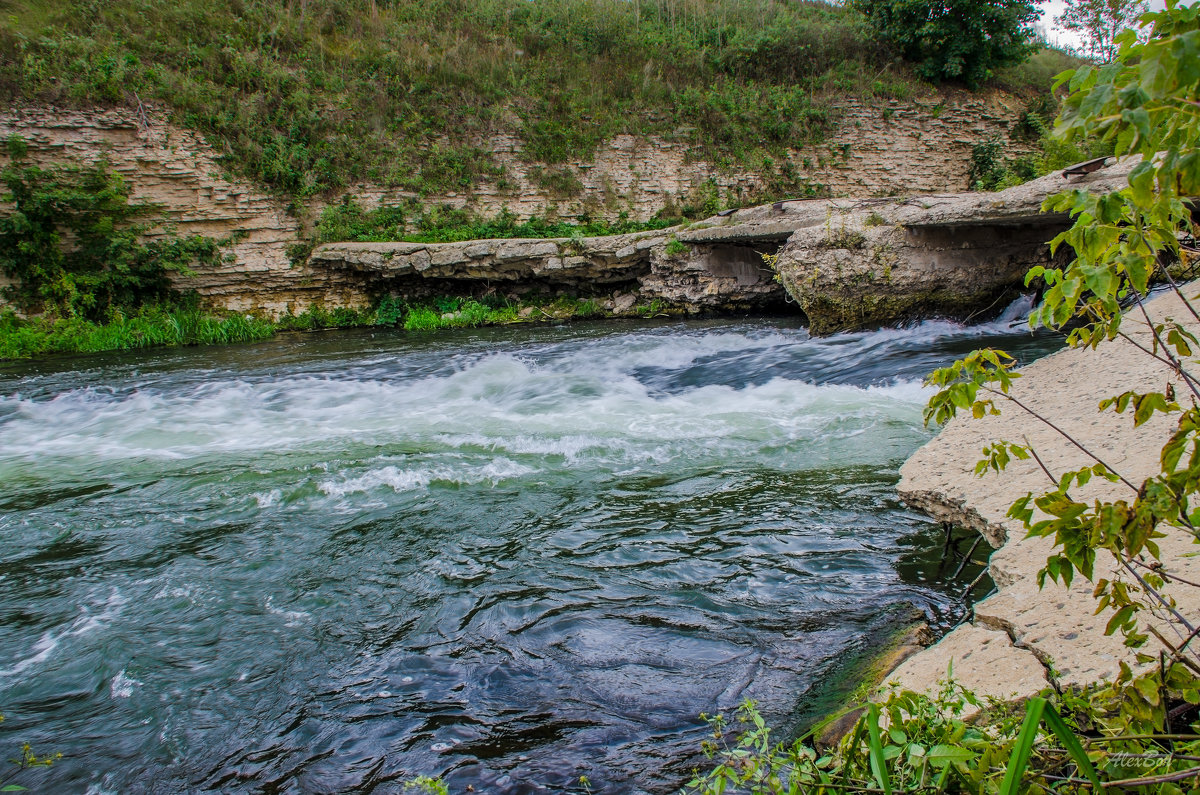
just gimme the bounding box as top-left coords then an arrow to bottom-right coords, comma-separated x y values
1038,0 -> 1170,51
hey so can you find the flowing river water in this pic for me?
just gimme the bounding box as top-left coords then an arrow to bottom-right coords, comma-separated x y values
0,305 -> 1060,793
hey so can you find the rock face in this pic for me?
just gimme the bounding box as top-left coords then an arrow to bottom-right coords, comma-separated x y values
308,197 -> 892,313
311,161 -> 1155,319
0,95 -> 1028,316
890,286 -> 1200,702
309,230 -> 788,313
354,92 -> 1032,222
0,105 -> 366,316
771,159 -> 1138,334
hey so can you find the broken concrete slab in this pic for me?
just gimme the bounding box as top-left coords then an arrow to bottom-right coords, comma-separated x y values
892,285 -> 1200,699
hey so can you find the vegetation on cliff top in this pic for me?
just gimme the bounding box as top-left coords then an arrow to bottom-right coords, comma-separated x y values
0,0 -> 1064,199
311,197 -> 678,247
852,0 -> 1042,89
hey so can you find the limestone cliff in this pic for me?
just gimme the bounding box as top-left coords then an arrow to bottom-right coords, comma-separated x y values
0,93 -> 1029,316
0,106 -> 363,316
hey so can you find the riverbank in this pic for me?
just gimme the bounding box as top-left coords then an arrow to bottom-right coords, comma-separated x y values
0,294 -> 683,361
889,284 -> 1200,702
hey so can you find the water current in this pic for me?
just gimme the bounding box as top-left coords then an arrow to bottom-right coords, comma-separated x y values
0,304 -> 1061,793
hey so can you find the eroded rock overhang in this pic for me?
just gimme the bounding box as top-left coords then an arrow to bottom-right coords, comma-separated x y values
309,159 -> 1146,325
308,223 -> 797,314
769,158 -> 1142,334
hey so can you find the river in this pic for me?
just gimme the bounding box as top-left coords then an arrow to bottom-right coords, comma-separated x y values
0,305 -> 1058,793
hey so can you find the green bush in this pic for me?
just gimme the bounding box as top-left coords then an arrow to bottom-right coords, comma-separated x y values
852,0 -> 1042,89
0,139 -> 222,321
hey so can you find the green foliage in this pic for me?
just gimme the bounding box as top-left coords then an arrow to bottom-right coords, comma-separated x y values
969,80 -> 1116,192
0,712 -> 61,793
1056,0 -> 1149,62
969,137 -> 1007,190
0,0 -> 967,199
689,668 -> 1200,794
0,143 -> 222,321
969,129 -> 1116,191
402,775 -> 448,795
398,294 -> 612,332
274,303 -> 374,332
924,0 -> 1200,708
530,166 -> 584,197
852,0 -> 1042,89
0,304 -> 275,359
313,196 -> 407,245
313,200 -> 677,246
0,289 -> 669,361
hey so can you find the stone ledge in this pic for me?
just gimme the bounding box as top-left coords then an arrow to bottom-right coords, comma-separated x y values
891,286 -> 1200,700
885,623 -> 1050,708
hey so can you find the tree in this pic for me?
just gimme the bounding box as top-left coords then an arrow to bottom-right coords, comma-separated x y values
1056,0 -> 1150,62
851,0 -> 1041,89
926,0 -> 1200,711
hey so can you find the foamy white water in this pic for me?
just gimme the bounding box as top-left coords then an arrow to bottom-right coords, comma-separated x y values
0,310 -> 1059,794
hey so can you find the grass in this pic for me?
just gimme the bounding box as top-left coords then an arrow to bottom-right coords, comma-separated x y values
401,295 -> 610,332
312,199 -> 680,246
0,305 -> 275,359
0,293 -> 669,360
0,0 -> 1062,200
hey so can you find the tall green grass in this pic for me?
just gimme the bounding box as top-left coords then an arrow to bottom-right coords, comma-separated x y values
0,293 -> 661,360
0,0 -> 1055,199
0,305 -> 275,359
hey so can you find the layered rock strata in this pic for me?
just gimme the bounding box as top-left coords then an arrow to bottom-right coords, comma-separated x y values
357,92 -> 1031,220
770,160 -> 1138,334
0,105 -> 361,315
287,161 -> 1150,321
309,231 -> 788,312
890,286 -> 1200,702
0,95 -> 1028,316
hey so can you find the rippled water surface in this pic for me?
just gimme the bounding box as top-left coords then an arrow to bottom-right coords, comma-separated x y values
0,307 -> 1060,793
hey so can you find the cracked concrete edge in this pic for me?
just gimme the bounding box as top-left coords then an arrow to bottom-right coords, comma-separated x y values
884,623 -> 1051,712
886,284 -> 1200,704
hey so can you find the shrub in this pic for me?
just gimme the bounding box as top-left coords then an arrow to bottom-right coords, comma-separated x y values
0,139 -> 222,321
852,0 -> 1042,89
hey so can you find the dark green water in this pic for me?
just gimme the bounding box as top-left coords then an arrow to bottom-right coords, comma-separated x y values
0,307 -> 1060,793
